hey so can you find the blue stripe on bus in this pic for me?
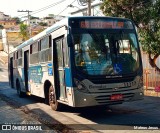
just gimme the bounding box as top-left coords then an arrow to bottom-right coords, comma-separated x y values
65,68 -> 73,87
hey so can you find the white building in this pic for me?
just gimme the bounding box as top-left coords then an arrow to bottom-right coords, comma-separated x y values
0,12 -> 10,20
23,15 -> 65,27
30,18 -> 41,25
43,18 -> 57,27
43,16 -> 65,26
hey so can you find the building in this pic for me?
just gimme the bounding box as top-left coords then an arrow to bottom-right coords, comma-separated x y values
7,25 -> 23,47
0,20 -> 16,29
43,17 -> 57,27
23,18 -> 41,26
23,15 -> 65,27
0,12 -> 11,20
30,18 -> 41,25
43,15 -> 65,26
1,27 -> 23,53
31,25 -> 46,36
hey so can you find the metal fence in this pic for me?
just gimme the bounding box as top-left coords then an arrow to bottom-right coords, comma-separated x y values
143,68 -> 160,89
142,52 -> 160,90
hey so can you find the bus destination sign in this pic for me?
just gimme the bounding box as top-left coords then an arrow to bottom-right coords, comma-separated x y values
80,20 -> 130,29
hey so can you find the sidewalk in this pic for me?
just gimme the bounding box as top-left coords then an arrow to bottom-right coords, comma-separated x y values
144,87 -> 160,97
0,51 -> 8,64
0,96 -> 52,132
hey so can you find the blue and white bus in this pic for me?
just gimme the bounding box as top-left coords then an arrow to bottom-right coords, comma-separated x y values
9,16 -> 143,110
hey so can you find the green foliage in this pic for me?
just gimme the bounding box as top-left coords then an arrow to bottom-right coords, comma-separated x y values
48,14 -> 54,17
39,22 -> 48,26
19,23 -> 29,41
0,25 -> 4,29
12,17 -> 21,24
101,0 -> 153,27
30,16 -> 39,20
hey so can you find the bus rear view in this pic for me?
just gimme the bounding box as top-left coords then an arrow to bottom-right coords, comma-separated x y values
68,17 -> 143,107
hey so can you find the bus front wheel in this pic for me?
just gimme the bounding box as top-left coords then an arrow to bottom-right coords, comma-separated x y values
49,86 -> 61,111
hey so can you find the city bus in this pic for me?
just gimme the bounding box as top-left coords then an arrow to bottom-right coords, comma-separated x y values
8,16 -> 144,111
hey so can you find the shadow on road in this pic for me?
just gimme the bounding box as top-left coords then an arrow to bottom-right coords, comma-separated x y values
1,83 -> 160,131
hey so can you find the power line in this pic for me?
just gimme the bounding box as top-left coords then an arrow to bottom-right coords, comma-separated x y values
31,0 -> 66,16
93,7 -> 103,16
56,0 -> 77,16
17,0 -> 66,18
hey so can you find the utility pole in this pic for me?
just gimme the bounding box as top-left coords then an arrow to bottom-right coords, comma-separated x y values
17,10 -> 32,38
88,0 -> 91,16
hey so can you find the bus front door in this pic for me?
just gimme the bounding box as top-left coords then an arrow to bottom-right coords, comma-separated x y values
53,37 -> 67,101
24,50 -> 29,92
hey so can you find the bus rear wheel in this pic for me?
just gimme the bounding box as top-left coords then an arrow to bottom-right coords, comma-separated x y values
49,86 -> 61,111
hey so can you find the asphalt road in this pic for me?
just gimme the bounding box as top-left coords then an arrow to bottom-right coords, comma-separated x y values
0,62 -> 160,133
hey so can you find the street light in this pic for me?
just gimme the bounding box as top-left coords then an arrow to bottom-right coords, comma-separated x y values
68,4 -> 88,16
68,4 -> 81,10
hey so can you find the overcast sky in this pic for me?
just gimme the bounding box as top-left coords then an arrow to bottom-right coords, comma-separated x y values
0,0 -> 78,18
0,0 -> 100,18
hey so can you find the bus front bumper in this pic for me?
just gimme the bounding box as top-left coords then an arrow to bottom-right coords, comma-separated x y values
73,87 -> 144,107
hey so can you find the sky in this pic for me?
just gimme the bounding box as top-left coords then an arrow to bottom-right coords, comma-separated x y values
0,0 -> 100,18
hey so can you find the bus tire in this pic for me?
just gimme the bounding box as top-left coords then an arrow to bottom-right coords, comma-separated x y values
49,86 -> 61,111
16,80 -> 24,98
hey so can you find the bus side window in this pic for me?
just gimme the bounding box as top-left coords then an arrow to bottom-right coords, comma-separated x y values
30,42 -> 39,64
63,38 -> 69,67
39,36 -> 52,62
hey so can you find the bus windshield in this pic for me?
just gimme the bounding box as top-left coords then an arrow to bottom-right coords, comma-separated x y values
73,31 -> 140,76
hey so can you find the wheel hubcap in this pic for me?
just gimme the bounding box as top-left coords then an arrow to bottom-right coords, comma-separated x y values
49,88 -> 55,104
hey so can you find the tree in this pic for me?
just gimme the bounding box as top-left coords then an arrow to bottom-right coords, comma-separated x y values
0,25 -> 4,29
30,16 -> 39,20
19,23 -> 29,41
48,14 -> 54,18
100,0 -> 160,72
39,22 -> 48,26
12,17 -> 21,24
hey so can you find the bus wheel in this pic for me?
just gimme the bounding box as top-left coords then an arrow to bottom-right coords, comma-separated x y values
49,86 -> 61,111
16,81 -> 24,98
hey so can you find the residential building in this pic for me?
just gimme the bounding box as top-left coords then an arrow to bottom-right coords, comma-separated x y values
43,18 -> 57,27
0,20 -> 16,29
7,25 -> 23,48
0,12 -> 10,20
23,15 -> 65,28
43,15 -> 65,26
31,25 -> 45,36
1,27 -> 23,53
30,18 -> 41,25
23,18 -> 41,25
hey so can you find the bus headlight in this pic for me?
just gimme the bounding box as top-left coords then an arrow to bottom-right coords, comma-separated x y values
77,84 -> 83,89
74,79 -> 89,93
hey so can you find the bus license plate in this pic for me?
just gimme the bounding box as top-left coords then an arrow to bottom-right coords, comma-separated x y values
111,94 -> 123,101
